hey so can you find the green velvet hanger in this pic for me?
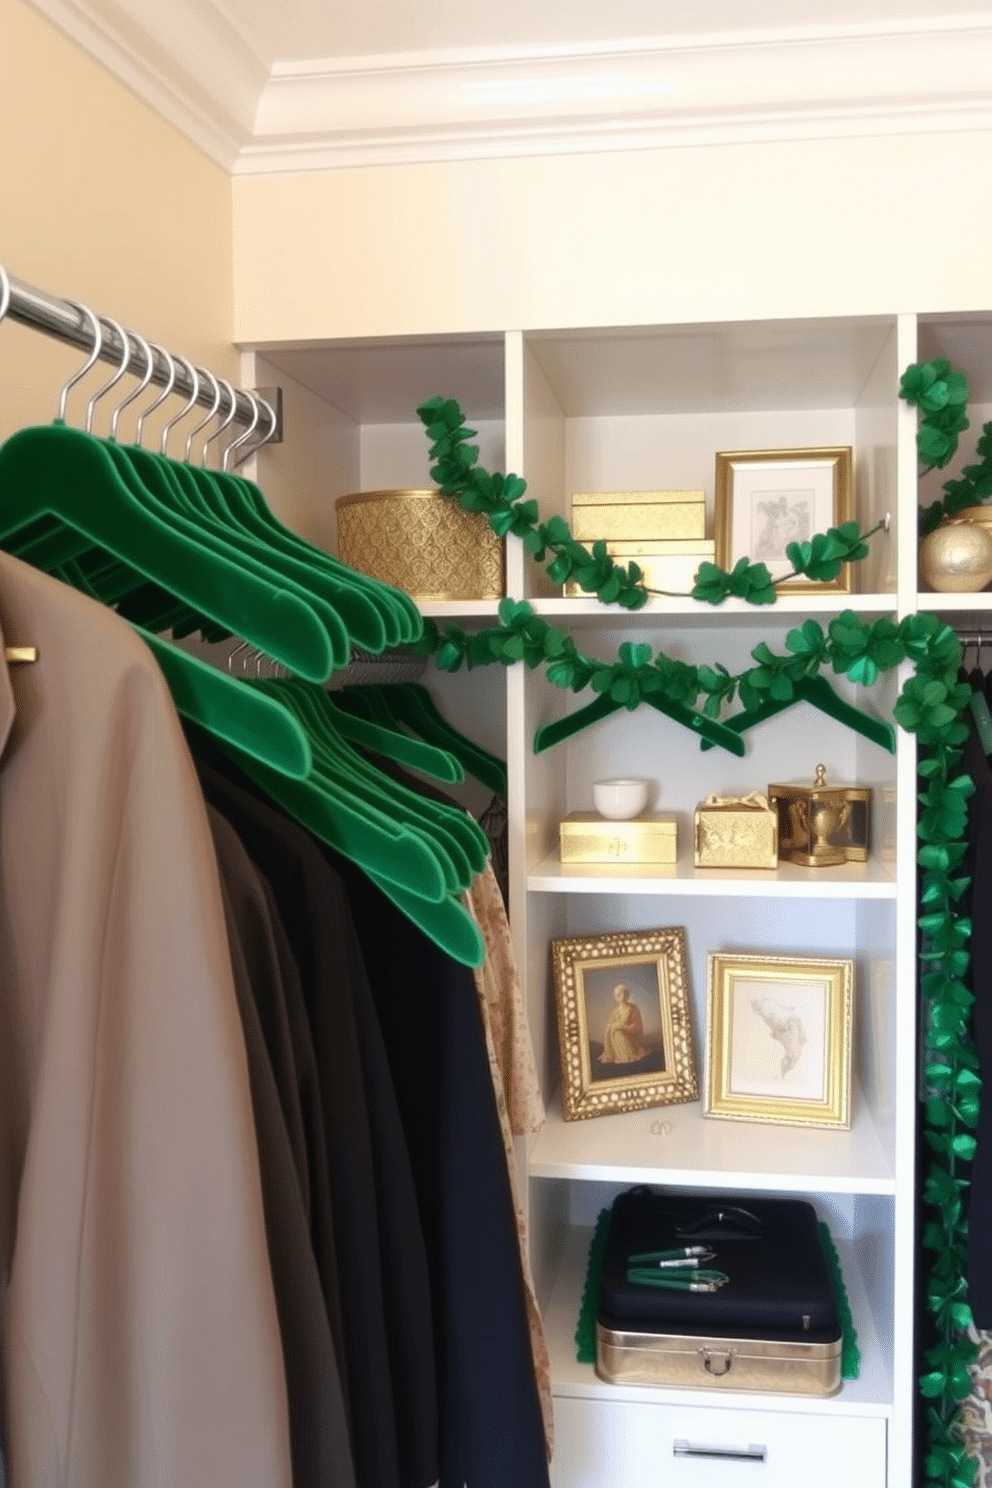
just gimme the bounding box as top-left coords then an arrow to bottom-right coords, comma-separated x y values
0,424 -> 335,682
292,680 -> 488,872
136,628 -> 312,778
532,691 -> 747,757
223,741 -> 452,903
698,675 -> 896,754
257,678 -> 487,887
47,557 -> 312,779
135,448 -> 388,656
351,683 -> 509,797
98,442 -> 355,666
360,872 -> 485,969
203,740 -> 484,968
322,692 -> 465,784
201,461 -> 420,650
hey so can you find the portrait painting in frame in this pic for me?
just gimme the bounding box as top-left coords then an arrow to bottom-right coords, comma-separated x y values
551,927 -> 698,1122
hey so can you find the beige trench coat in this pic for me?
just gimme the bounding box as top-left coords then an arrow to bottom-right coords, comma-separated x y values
0,550 -> 291,1488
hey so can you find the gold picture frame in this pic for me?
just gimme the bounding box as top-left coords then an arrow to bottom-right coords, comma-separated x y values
705,952 -> 854,1129
551,927 -> 698,1122
714,447 -> 854,593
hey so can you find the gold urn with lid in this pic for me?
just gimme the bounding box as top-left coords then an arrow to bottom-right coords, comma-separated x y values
767,765 -> 871,867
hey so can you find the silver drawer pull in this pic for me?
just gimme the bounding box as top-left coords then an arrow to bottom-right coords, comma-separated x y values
674,1439 -> 767,1463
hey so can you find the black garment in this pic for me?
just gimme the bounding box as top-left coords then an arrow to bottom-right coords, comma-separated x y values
208,807 -> 356,1488
960,698 -> 992,1323
330,850 -> 551,1488
191,745 -> 438,1488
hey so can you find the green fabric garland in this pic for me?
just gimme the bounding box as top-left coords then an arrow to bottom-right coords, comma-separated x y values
573,1207 -> 860,1380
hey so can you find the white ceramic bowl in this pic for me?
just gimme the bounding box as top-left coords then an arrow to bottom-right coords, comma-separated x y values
592,778 -> 650,820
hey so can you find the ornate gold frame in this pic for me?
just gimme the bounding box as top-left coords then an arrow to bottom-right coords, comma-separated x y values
705,952 -> 854,1129
713,446 -> 854,594
551,927 -> 698,1122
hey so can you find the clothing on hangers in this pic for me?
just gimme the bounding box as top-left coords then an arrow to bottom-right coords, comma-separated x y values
191,747 -> 439,1488
207,806 -> 355,1488
0,549 -> 292,1488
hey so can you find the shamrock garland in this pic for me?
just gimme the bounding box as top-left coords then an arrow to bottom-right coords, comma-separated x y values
418,396 -> 882,606
900,358 -> 992,535
415,372 -> 982,1485
417,598 -> 924,728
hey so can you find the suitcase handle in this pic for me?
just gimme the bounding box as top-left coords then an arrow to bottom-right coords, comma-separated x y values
677,1203 -> 765,1240
674,1439 -> 767,1463
699,1346 -> 736,1377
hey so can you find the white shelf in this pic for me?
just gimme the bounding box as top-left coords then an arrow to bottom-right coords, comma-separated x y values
418,594 -> 900,626
529,1087 -> 894,1194
528,849 -> 896,898
529,594 -> 898,627
920,592 -> 992,613
417,599 -> 501,620
544,1225 -> 893,1416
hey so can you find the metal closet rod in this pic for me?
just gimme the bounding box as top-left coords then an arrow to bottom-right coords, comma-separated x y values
5,269 -> 273,435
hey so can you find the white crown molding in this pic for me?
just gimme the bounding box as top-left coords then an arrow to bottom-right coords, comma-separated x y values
22,2 -> 992,174
241,18 -> 992,173
24,0 -> 267,168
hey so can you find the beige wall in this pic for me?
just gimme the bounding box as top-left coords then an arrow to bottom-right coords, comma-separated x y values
0,0 -> 236,448
232,130 -> 992,342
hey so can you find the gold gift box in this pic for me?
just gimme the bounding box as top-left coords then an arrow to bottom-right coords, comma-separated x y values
559,812 -> 677,865
768,765 -> 871,867
564,540 -> 715,596
571,490 -> 706,543
693,795 -> 778,869
335,488 -> 504,602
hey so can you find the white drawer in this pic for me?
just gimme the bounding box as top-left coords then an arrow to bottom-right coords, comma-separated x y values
552,1397 -> 887,1488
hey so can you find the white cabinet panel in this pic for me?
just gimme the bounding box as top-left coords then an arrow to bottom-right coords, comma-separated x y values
552,1397 -> 887,1488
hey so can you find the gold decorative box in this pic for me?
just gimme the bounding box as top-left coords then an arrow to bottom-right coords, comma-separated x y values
571,490 -> 706,543
335,488 -> 504,602
559,812 -> 677,865
693,792 -> 778,869
564,540 -> 715,596
768,765 -> 871,867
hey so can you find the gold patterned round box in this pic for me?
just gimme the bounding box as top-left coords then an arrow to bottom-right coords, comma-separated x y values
335,488 -> 505,602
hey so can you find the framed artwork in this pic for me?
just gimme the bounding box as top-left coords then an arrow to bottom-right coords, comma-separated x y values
705,952 -> 854,1129
714,447 -> 854,593
551,926 -> 698,1121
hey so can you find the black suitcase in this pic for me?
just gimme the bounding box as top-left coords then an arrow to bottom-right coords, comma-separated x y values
596,1187 -> 843,1396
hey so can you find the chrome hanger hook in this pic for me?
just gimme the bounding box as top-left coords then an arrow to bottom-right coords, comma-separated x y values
134,342 -> 175,447
85,316 -> 132,434
203,377 -> 238,467
0,263 -> 10,328
227,639 -> 252,675
57,300 -> 102,423
160,355 -> 200,455
224,390 -> 261,471
184,367 -> 221,463
110,328 -> 155,442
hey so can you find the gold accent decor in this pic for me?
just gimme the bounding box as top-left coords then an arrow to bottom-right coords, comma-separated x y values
3,647 -> 37,664
705,952 -> 854,1129
693,792 -> 778,869
571,490 -> 705,542
768,764 -> 870,867
559,811 -> 677,864
551,927 -> 698,1121
919,517 -> 992,593
596,1322 -> 841,1396
335,488 -> 504,602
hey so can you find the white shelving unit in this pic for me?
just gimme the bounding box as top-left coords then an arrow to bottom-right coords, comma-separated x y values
251,307 -> 992,1488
